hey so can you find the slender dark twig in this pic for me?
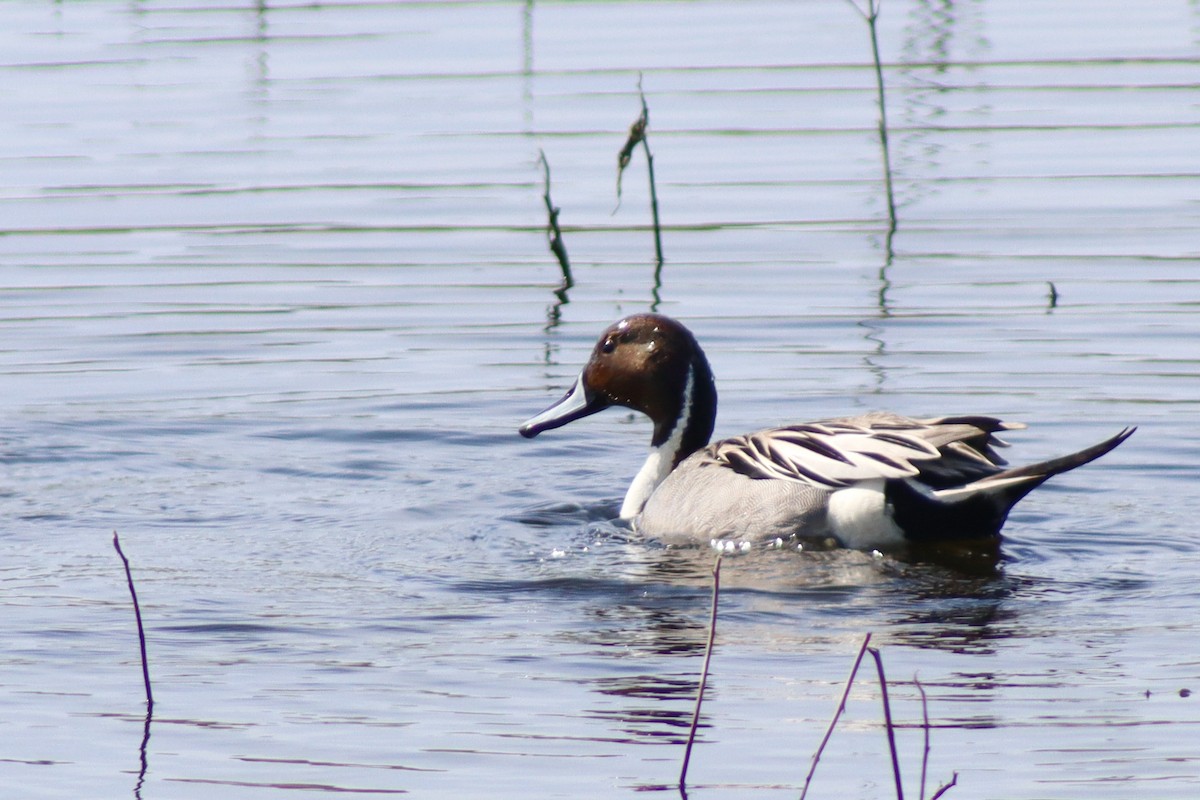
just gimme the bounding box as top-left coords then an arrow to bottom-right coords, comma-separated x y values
615,114 -> 643,205
536,149 -> 573,329
868,646 -> 904,800
845,0 -> 896,252
867,1 -> 896,234
537,149 -> 572,282
637,80 -> 665,271
915,675 -> 930,800
929,772 -> 958,800
113,532 -> 153,710
798,632 -> 873,800
918,676 -> 959,800
135,706 -> 152,800
861,1 -> 896,230
615,75 -> 665,272
114,531 -> 154,798
679,553 -> 722,791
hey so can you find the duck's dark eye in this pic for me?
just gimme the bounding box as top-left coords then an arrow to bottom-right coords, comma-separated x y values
600,338 -> 616,354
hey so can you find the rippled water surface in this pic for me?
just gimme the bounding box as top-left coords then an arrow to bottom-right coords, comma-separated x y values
3,1 -> 1199,798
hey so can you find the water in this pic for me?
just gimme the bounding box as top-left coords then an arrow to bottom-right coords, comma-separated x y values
2,1 -> 1199,797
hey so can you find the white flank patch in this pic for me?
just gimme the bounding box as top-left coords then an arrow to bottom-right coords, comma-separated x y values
620,366 -> 695,519
826,479 -> 907,548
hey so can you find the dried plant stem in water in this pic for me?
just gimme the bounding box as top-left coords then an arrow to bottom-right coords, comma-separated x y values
113,531 -> 153,710
868,646 -> 905,800
799,632 -> 872,800
679,553 -> 722,791
916,674 -> 958,799
930,772 -> 959,800
114,532 -> 154,798
916,674 -> 931,799
537,149 -> 572,284
615,76 -> 664,270
845,0 -> 896,249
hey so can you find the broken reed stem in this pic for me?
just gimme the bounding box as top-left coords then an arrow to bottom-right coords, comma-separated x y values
798,632 -> 872,800
135,708 -> 152,800
113,532 -> 154,710
845,0 -> 897,240
916,675 -> 930,800
637,83 -> 664,269
679,553 -> 723,792
616,114 -> 643,201
801,640 -> 959,800
929,772 -> 959,800
868,646 -> 904,800
615,75 -> 664,270
536,149 -> 572,287
865,0 -> 896,233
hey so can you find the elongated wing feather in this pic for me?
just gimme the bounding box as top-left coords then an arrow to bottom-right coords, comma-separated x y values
708,423 -> 938,487
703,414 -> 1018,489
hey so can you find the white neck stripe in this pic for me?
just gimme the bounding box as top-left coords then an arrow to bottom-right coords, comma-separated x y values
620,365 -> 695,519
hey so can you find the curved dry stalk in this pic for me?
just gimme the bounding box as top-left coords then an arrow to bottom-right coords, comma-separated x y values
844,0 -> 897,247
930,772 -> 958,799
798,632 -> 873,800
537,149 -> 572,285
114,531 -> 154,798
679,553 -> 722,791
637,80 -> 664,269
113,531 -> 153,710
915,674 -> 930,799
616,113 -> 646,200
615,75 -> 664,270
868,646 -> 904,800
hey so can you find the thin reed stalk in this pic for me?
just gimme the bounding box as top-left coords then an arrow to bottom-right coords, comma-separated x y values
616,76 -> 664,270
114,531 -> 154,798
798,632 -> 873,800
868,646 -> 904,800
845,0 -> 897,253
679,553 -> 723,791
639,86 -> 665,270
915,675 -> 930,799
113,531 -> 153,710
537,149 -> 572,284
930,772 -> 959,799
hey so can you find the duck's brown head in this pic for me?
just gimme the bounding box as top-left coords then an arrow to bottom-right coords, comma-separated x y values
519,314 -> 716,455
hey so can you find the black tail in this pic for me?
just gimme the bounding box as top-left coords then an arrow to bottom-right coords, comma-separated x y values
888,427 -> 1135,542
983,426 -> 1135,492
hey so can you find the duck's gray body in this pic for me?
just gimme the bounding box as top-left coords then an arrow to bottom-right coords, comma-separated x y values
638,452 -> 832,543
637,411 -> 1130,547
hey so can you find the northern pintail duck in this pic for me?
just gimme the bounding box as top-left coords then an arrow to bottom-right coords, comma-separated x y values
519,313 -> 1133,549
